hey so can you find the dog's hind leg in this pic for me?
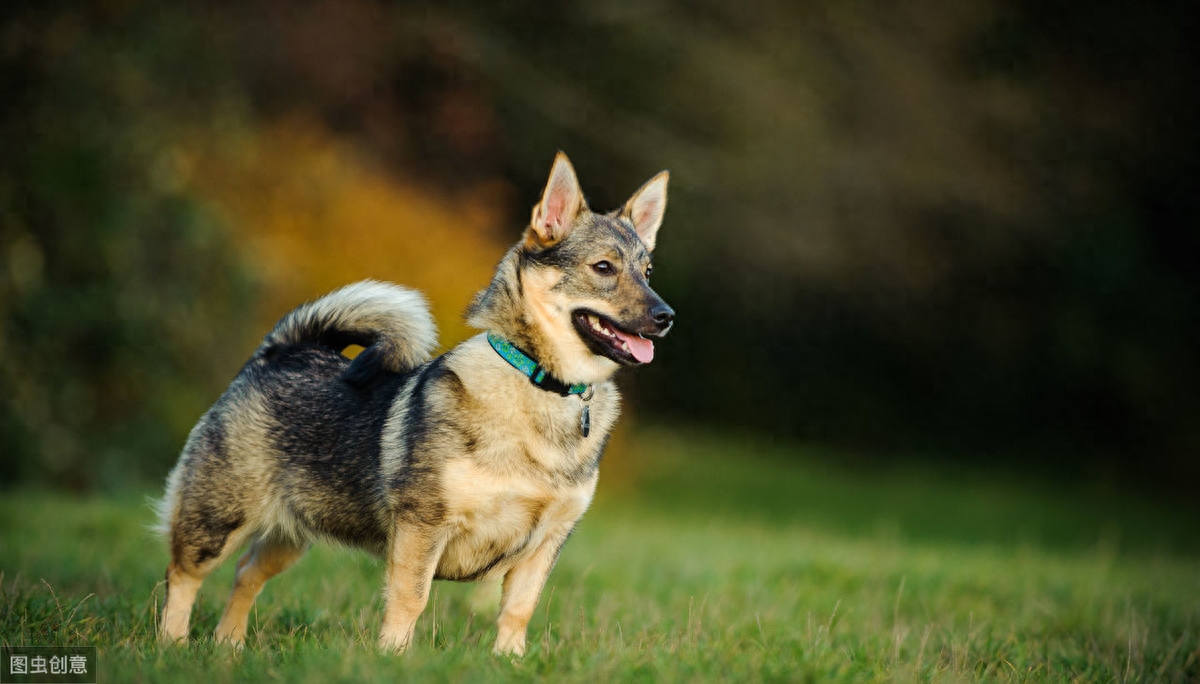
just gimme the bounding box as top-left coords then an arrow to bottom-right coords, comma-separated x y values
159,500 -> 256,645
213,536 -> 307,646
160,562 -> 205,644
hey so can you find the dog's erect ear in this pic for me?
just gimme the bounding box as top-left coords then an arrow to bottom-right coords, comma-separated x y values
621,170 -> 669,251
528,152 -> 585,247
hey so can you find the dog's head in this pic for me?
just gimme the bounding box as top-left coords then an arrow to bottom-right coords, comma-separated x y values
470,152 -> 673,384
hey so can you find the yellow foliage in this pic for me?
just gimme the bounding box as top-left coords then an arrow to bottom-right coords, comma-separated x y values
171,119 -> 637,469
177,114 -> 513,351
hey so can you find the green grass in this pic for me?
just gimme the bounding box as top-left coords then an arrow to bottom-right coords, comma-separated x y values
2,428 -> 1197,682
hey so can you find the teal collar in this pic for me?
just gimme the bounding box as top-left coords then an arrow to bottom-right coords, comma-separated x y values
486,332 -> 589,397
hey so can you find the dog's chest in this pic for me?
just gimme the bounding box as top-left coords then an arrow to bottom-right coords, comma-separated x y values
434,459 -> 595,581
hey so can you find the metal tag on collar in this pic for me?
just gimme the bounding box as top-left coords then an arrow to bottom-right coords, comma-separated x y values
579,386 -> 594,438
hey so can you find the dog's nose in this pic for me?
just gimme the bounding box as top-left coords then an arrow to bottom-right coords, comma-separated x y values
650,303 -> 675,330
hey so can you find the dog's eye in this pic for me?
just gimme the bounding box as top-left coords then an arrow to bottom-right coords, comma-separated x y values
592,261 -> 615,276
645,265 -> 653,279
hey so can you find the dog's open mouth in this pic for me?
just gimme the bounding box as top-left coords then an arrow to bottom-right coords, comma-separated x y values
573,310 -> 655,365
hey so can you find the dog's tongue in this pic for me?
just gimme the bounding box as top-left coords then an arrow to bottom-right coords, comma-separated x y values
614,330 -> 655,363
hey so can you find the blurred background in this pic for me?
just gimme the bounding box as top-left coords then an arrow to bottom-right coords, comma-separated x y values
2,0 -> 1198,496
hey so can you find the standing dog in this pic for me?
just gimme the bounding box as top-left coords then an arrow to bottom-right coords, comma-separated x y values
156,152 -> 673,656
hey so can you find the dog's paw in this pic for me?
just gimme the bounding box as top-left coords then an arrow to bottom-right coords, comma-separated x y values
378,631 -> 413,654
157,633 -> 189,647
492,634 -> 526,658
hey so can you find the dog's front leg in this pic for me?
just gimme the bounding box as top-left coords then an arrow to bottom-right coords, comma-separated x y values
379,524 -> 448,653
493,526 -> 574,657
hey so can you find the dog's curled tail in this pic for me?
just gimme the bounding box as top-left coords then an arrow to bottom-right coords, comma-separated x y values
263,280 -> 438,373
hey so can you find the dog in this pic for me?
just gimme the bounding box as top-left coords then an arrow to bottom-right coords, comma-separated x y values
155,152 -> 673,656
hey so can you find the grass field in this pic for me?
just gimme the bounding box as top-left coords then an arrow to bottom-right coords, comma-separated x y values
2,428 -> 1197,682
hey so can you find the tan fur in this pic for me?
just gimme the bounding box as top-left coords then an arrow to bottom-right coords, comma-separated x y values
427,334 -> 611,582
378,526 -> 450,652
214,539 -> 306,645
160,564 -> 203,642
493,521 -> 577,656
522,268 -> 623,384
